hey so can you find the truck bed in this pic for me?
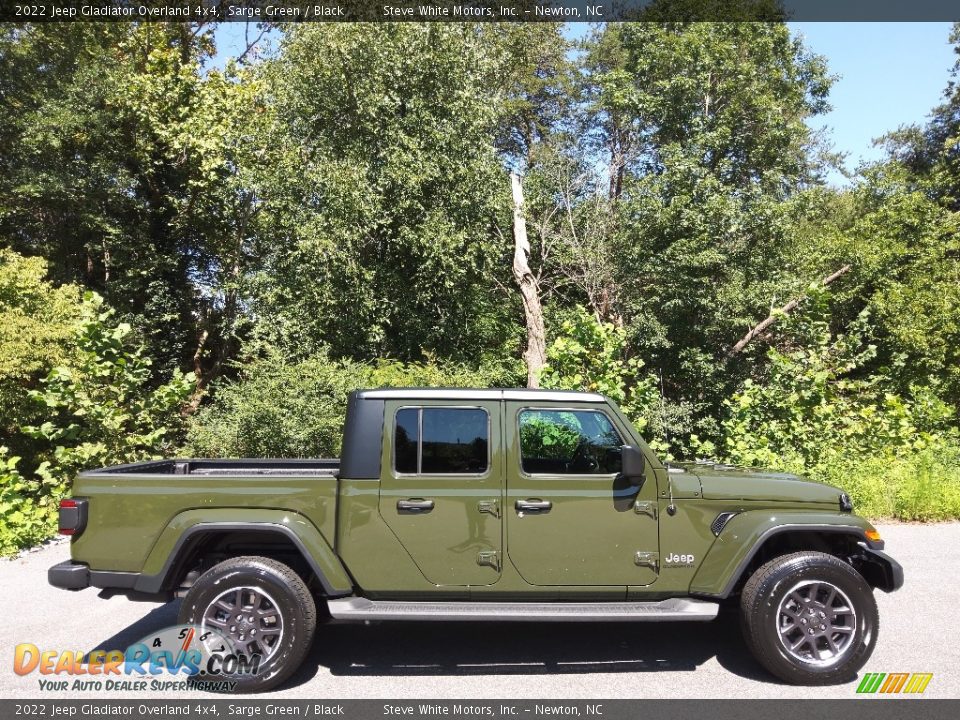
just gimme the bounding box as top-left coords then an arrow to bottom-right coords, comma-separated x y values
80,458 -> 340,477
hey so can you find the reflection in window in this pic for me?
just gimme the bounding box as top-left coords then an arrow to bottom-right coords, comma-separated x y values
393,407 -> 489,475
519,409 -> 623,475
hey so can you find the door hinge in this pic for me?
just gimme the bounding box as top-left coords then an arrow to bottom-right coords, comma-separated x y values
477,550 -> 500,571
633,500 -> 657,520
477,500 -> 499,518
634,551 -> 659,573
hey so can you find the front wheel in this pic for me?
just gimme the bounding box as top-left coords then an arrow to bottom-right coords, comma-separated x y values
178,556 -> 317,693
740,551 -> 878,685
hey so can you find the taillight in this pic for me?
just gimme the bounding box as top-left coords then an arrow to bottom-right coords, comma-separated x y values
58,498 -> 87,536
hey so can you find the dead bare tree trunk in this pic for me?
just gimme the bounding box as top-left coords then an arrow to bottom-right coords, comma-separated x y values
511,172 -> 546,388
728,265 -> 851,356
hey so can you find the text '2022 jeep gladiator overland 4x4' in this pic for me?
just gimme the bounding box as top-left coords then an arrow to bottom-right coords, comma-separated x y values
49,388 -> 902,691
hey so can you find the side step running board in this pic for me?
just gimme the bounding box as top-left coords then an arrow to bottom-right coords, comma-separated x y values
327,597 -> 719,622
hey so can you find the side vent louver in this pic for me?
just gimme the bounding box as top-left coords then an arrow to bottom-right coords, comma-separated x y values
711,511 -> 739,537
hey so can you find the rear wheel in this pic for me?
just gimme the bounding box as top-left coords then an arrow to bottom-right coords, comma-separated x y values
178,556 -> 317,692
740,551 -> 878,685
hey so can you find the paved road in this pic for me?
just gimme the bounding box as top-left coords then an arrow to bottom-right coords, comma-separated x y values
0,523 -> 955,700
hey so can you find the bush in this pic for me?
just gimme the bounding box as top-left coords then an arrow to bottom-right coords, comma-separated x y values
0,296 -> 195,555
185,355 -> 368,459
185,353 -> 518,459
24,295 -> 194,479
719,300 -> 960,520
0,447 -> 57,555
0,249 -> 83,452
810,447 -> 960,521
539,308 -> 682,455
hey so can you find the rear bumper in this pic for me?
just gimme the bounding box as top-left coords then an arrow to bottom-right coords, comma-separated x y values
48,560 -> 89,590
48,560 -> 142,594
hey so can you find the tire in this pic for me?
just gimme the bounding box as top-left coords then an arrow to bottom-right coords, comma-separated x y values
178,556 -> 317,693
740,551 -> 878,685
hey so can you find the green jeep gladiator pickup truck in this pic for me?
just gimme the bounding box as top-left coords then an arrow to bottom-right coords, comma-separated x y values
49,388 -> 902,691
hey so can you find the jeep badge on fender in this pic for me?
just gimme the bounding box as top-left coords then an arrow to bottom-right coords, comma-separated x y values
48,388 -> 904,691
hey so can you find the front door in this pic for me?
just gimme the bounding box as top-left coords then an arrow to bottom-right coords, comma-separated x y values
379,400 -> 503,586
505,403 -> 660,586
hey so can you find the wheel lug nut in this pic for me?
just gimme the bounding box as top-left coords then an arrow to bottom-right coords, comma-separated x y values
236,615 -> 242,621
230,625 -> 236,632
251,629 -> 256,635
808,629 -> 815,635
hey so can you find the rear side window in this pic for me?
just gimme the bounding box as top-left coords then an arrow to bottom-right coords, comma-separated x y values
393,407 -> 489,475
518,409 -> 623,475
394,408 -> 419,474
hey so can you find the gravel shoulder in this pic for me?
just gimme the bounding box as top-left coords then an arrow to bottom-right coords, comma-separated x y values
0,523 -> 955,700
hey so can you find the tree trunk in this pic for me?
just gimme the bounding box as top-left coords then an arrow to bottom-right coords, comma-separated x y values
608,140 -> 625,201
511,172 -> 546,388
728,265 -> 851,356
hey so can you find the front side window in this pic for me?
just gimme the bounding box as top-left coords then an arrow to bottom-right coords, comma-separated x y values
518,409 -> 623,475
393,407 -> 489,475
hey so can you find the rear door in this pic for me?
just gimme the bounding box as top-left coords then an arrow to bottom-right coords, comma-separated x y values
379,400 -> 503,586
504,403 -> 660,586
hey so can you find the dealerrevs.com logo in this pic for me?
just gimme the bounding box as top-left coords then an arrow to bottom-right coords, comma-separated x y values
856,672 -> 933,694
13,624 -> 261,693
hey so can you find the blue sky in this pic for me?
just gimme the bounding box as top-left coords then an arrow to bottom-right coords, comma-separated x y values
792,22 -> 956,184
213,22 -> 958,185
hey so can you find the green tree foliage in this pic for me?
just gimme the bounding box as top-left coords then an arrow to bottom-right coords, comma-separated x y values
1,18 -> 960,537
881,22 -> 960,209
845,174 -> 959,402
518,415 -> 584,464
24,295 -> 194,486
801,23 -> 960,407
246,24 -> 519,364
540,309 -> 665,449
0,291 -> 193,554
719,296 -> 960,519
0,24 -> 258,384
186,354 -> 517,459
0,446 -> 55,555
486,24 -> 576,166
784,144 -> 960,407
586,22 -> 833,428
0,250 -> 83,449
185,354 -> 369,459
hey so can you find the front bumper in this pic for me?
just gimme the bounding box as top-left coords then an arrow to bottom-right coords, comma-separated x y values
860,545 -> 904,592
48,560 -> 89,590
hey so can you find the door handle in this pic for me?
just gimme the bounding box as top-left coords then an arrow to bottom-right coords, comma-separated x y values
397,499 -> 434,513
516,499 -> 552,513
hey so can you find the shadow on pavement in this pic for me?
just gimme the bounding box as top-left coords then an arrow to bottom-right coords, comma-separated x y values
285,614 -> 777,688
84,599 -> 181,661
86,601 -> 778,690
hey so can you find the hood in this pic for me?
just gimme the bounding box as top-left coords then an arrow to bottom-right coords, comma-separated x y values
673,462 -> 844,505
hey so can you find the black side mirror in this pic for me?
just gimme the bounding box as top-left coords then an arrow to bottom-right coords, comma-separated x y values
621,445 -> 645,486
